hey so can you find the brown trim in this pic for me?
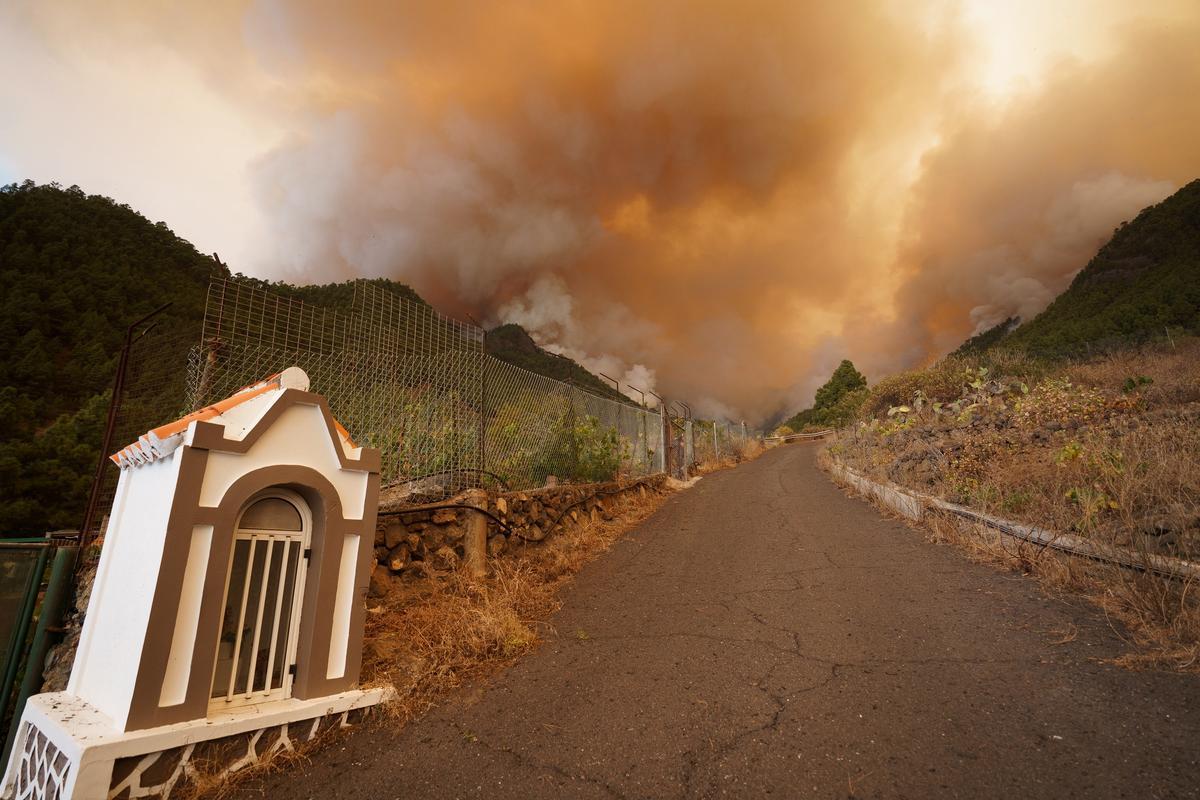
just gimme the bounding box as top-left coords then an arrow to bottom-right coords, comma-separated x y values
121,390 -> 381,731
190,389 -> 382,473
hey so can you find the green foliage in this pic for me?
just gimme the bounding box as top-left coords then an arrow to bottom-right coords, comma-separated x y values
0,181 -> 217,534
861,364 -> 963,419
0,181 -> 628,535
572,415 -> 625,483
958,179 -> 1200,358
485,324 -> 624,402
784,360 -> 868,430
951,317 -> 1019,357
1122,375 -> 1153,393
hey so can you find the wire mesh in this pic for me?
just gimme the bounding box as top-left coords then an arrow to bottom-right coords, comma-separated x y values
182,276 -> 664,497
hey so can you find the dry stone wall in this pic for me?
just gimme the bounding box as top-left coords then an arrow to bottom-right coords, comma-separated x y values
368,476 -> 667,596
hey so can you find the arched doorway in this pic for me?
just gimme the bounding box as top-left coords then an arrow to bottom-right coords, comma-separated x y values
210,488 -> 310,709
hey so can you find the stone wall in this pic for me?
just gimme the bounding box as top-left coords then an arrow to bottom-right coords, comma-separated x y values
368,476 -> 667,596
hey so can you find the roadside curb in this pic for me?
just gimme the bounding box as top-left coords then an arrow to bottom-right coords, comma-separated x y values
825,457 -> 1200,582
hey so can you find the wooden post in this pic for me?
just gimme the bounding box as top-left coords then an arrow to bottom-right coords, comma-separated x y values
463,488 -> 488,577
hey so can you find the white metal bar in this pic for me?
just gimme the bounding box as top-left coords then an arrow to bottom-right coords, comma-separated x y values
264,538 -> 291,693
245,538 -> 275,697
226,538 -> 257,701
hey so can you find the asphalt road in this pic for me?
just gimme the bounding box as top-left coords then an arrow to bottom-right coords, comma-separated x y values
236,443 -> 1200,799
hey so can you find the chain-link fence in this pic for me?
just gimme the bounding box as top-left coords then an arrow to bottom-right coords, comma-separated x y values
174,276 -> 664,497
689,419 -> 750,467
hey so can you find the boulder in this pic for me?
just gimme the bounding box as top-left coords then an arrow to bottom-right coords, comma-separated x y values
432,508 -> 458,525
487,535 -> 508,557
383,519 -> 409,549
387,543 -> 411,572
421,527 -> 445,551
368,565 -> 393,598
431,545 -> 459,571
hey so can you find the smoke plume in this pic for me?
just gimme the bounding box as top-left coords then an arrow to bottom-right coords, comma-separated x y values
13,1 -> 1200,421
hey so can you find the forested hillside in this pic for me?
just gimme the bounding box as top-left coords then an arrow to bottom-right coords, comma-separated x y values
990,179 -> 1200,354
484,324 -> 624,401
0,181 -> 619,535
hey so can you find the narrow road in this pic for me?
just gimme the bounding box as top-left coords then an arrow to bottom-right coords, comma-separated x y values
240,444 -> 1200,799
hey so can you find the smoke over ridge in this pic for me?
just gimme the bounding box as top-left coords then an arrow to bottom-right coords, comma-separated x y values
12,0 -> 1200,422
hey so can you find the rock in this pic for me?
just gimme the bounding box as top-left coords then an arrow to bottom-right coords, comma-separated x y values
383,519 -> 408,549
487,535 -> 508,557
432,508 -> 458,525
544,475 -> 559,488
495,497 -> 508,515
404,532 -> 423,552
431,546 -> 459,571
387,543 -> 410,572
401,560 -> 428,581
530,500 -> 544,519
373,526 -> 386,548
374,546 -> 389,562
368,565 -> 393,598
524,524 -> 547,542
421,527 -> 445,551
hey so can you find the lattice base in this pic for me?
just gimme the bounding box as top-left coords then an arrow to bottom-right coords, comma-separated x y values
12,725 -> 70,800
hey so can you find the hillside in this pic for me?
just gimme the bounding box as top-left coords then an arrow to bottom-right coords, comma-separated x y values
0,181 -> 621,535
485,324 -> 624,401
979,179 -> 1200,356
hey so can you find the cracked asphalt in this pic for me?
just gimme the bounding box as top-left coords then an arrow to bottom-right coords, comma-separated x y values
237,443 -> 1200,799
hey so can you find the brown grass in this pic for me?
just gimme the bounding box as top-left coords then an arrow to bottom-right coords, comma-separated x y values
827,337 -> 1200,670
693,436 -> 765,475
362,484 -> 668,712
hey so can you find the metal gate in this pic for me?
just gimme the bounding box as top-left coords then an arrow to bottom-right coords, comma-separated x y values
0,540 -> 77,762
210,492 -> 309,709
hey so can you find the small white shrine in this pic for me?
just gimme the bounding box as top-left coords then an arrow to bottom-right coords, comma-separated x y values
2,368 -> 389,799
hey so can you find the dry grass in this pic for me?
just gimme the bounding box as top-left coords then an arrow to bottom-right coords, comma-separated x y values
361,484 -> 669,723
693,436 -> 765,475
829,339 -> 1200,670
918,511 -> 1200,670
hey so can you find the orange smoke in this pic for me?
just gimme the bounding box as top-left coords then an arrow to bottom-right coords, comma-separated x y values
16,1 -> 1200,421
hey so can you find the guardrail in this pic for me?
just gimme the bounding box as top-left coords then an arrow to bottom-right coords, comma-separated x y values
827,460 -> 1200,582
764,430 -> 834,443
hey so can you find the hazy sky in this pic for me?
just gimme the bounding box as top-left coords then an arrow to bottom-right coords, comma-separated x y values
3,1 -> 1198,422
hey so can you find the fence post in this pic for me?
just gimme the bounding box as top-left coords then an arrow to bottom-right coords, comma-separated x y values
463,489 -> 488,578
684,419 -> 694,470
79,303 -> 172,554
478,353 -> 487,479
661,404 -> 671,477
713,422 -> 719,461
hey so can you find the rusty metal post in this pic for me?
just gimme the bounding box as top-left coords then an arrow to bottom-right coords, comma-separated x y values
79,303 -> 171,555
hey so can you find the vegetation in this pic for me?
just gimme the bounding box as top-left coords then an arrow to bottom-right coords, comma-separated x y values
830,339 -> 1200,666
484,324 -> 624,402
964,179 -> 1200,357
782,359 -> 868,431
0,181 -> 627,535
951,317 -> 1019,358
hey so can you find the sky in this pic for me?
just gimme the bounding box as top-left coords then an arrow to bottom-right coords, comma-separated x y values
3,0 -> 1199,423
